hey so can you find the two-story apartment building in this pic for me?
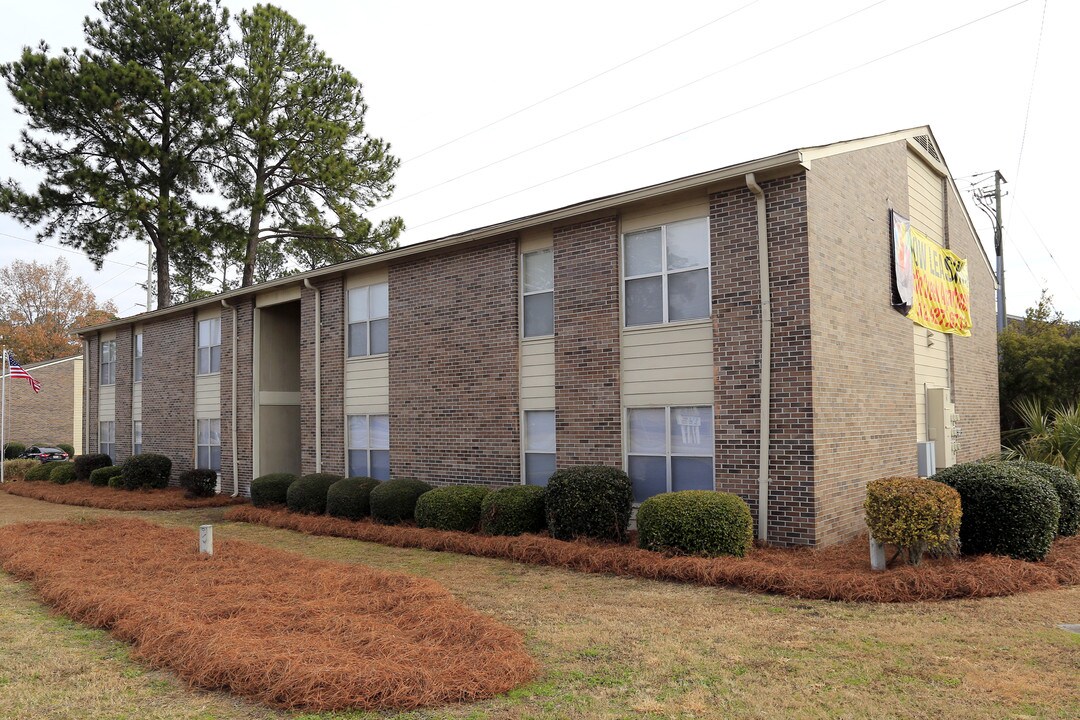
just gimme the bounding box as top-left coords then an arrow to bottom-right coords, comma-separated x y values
77,126 -> 999,547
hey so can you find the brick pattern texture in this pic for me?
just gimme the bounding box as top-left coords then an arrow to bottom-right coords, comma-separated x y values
113,327 -> 133,464
711,177 -> 816,546
142,313 -> 195,482
389,240 -> 520,485
553,216 -> 622,467
220,300 -> 254,495
1,355 -> 77,448
87,336 -> 99,453
300,278 -> 345,477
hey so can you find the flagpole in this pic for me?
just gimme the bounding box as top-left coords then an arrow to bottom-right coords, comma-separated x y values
1,347 -> 7,484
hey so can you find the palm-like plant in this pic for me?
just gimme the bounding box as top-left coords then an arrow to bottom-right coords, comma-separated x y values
1003,398 -> 1080,474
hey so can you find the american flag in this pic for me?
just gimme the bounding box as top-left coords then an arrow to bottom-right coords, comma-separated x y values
7,353 -> 42,393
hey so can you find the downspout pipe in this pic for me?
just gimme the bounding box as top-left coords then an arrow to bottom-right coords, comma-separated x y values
746,173 -> 771,543
303,278 -> 322,473
221,299 -> 240,497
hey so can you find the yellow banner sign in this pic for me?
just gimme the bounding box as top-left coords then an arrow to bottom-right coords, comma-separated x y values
891,211 -> 972,336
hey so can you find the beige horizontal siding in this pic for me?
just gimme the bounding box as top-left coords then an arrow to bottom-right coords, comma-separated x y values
622,320 -> 713,407
194,374 -> 220,419
914,324 -> 950,441
73,359 -> 83,454
520,338 -> 554,410
621,194 -> 709,234
98,384 -> 115,421
907,152 -> 944,244
345,356 -> 388,414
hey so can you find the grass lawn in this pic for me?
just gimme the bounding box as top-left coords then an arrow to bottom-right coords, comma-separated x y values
1,492 -> 1078,720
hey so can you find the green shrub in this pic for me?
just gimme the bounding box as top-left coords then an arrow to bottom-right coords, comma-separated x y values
326,477 -> 381,520
108,473 -> 125,488
24,462 -> 54,482
545,466 -> 633,542
286,473 -> 343,515
3,442 -> 26,460
2,459 -> 38,480
74,453 -> 112,481
481,485 -> 547,536
933,462 -> 1061,561
56,443 -> 75,457
122,453 -> 172,490
637,490 -> 754,557
178,469 -> 218,498
863,477 -> 962,564
415,485 -> 491,532
1003,461 -> 1080,537
89,465 -> 123,487
48,462 -> 78,484
251,473 -> 297,507
369,478 -> 434,524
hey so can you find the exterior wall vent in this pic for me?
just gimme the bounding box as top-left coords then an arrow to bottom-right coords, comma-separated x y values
914,134 -> 940,161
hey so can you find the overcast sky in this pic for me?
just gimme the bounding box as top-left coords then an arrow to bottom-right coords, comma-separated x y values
1,0 -> 1074,324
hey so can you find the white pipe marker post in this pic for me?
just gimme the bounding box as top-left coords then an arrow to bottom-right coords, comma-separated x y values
199,524 -> 213,556
869,534 -> 886,572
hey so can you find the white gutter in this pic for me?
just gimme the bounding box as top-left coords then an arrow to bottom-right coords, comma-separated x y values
221,299 -> 240,497
746,173 -> 771,543
303,278 -> 322,473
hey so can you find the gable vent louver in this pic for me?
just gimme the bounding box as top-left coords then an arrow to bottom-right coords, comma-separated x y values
914,134 -> 940,161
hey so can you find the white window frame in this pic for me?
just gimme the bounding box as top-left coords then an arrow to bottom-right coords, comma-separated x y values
100,340 -> 116,386
621,217 -> 711,328
521,409 -> 556,486
521,249 -> 554,339
196,418 -> 221,472
99,420 -> 115,459
196,318 -> 221,375
132,420 -> 142,456
625,406 -> 715,502
133,333 -> 143,383
346,413 -> 390,479
347,283 -> 389,358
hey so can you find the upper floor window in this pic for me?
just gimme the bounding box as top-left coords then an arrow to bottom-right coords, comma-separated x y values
133,333 -> 143,382
100,340 -> 116,385
197,318 -> 221,375
348,283 -> 389,357
627,406 -> 714,503
623,217 -> 710,327
522,249 -> 554,338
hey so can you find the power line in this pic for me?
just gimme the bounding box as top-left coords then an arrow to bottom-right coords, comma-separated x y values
1012,0 -> 1047,189
401,0 -> 763,165
408,0 -> 1031,232
0,230 -> 143,271
1013,201 -> 1080,303
377,0 -> 889,211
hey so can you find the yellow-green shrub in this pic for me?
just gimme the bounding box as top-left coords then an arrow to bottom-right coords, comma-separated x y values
864,477 -> 961,565
2,459 -> 38,480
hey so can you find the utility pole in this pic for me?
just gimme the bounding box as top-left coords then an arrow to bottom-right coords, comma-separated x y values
973,171 -> 1007,332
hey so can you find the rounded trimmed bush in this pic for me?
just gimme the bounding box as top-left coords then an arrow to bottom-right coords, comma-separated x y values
481,485 -> 547,536
24,462 -> 54,482
933,462 -> 1061,561
178,469 -> 218,498
369,478 -> 434,524
864,477 -> 962,564
56,443 -> 75,457
3,459 -> 38,480
48,462 -> 78,485
74,453 -> 112,481
326,477 -> 381,521
637,490 -> 754,557
122,453 -> 172,490
286,473 -> 343,515
545,465 -> 633,542
1006,461 -> 1080,537
89,465 -> 123,487
4,442 -> 26,460
108,473 -> 125,489
250,473 -> 297,508
415,485 -> 491,532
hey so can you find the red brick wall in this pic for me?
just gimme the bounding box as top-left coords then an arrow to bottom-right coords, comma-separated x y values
142,313 -> 195,480
388,240 -> 520,485
2,355 -> 77,448
553,216 -> 622,467
300,278 -> 345,477
113,327 -> 133,463
221,300 -> 254,495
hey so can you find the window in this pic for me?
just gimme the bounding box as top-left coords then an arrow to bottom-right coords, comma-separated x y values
99,421 -> 115,459
522,249 -> 554,337
100,340 -> 116,385
196,418 -> 221,472
523,410 -> 555,486
348,414 -> 389,479
623,217 -> 710,326
197,318 -> 221,375
133,333 -> 143,382
627,406 -> 714,503
132,420 -> 142,455
348,283 -> 389,357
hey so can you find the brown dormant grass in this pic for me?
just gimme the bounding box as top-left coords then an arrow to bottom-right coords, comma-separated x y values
224,505 -> 1080,603
0,518 -> 537,712
1,480 -> 244,511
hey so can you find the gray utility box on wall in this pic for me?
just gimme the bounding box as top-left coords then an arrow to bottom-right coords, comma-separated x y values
917,441 -> 937,477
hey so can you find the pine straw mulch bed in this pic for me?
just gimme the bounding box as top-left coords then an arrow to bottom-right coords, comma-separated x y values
0,518 -> 536,712
0,481 -> 245,511
224,506 -> 1080,603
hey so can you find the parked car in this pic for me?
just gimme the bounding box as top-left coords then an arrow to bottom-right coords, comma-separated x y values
19,446 -> 70,463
